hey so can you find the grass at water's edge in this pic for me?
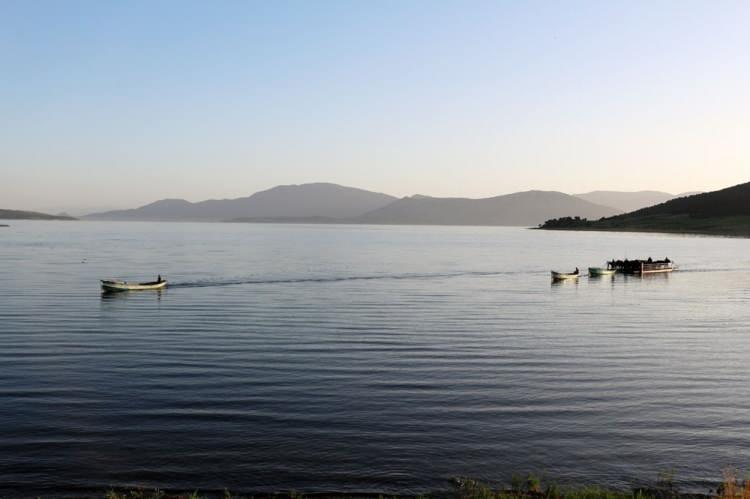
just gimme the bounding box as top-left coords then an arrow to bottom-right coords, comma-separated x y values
81,469 -> 750,499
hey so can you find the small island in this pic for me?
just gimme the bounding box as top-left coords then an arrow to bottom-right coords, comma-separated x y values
0,209 -> 76,221
539,181 -> 750,237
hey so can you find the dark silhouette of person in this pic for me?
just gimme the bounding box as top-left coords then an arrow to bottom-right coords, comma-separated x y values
574,267 -> 579,275
157,274 -> 162,283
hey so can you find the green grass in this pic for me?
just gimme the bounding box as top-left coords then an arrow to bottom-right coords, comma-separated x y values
96,469 -> 750,499
452,475 -> 657,499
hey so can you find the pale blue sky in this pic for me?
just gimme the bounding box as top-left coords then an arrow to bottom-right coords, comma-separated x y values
1,1 -> 748,213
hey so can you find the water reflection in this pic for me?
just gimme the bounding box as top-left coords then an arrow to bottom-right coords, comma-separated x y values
640,272 -> 671,280
100,289 -> 164,301
551,278 -> 579,288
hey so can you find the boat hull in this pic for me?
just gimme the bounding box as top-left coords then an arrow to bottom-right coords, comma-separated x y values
588,267 -> 616,276
641,261 -> 675,274
101,280 -> 167,292
551,271 -> 580,280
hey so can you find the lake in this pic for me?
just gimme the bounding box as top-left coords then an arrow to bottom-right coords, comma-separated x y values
1,221 -> 750,497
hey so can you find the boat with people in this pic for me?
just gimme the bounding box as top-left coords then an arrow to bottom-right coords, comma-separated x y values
101,275 -> 167,292
551,268 -> 581,280
607,258 -> 674,275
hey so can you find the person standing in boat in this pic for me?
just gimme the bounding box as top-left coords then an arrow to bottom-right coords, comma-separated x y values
574,267 -> 579,275
157,274 -> 163,283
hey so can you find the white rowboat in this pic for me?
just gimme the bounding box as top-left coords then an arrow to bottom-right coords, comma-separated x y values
551,271 -> 580,280
101,279 -> 167,292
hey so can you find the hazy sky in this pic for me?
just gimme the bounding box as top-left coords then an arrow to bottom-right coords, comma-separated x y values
2,1 -> 748,213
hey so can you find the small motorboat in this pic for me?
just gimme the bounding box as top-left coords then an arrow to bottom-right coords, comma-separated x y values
588,267 -> 616,277
551,270 -> 581,280
101,279 -> 167,292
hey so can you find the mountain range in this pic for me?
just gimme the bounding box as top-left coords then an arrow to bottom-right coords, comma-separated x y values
83,183 -> 621,226
351,191 -> 619,226
7,183 -> 740,233
84,183 -> 397,222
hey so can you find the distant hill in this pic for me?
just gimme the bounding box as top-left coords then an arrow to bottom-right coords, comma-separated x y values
84,183 -> 397,222
574,191 -> 679,213
226,216 -> 341,224
541,182 -> 750,237
352,191 -> 619,226
574,191 -> 704,213
0,209 -> 76,221
628,183 -> 750,217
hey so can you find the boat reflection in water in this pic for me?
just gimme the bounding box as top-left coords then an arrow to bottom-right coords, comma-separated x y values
101,288 -> 165,302
551,277 -> 579,288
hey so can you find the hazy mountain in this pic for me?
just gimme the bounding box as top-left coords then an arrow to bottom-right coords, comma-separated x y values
0,209 -> 76,221
574,191 -> 689,213
541,181 -> 750,237
84,183 -> 397,221
353,191 -> 619,226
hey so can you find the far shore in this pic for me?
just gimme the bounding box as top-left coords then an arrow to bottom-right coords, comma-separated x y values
4,216 -> 750,239
536,225 -> 750,238
537,214 -> 750,239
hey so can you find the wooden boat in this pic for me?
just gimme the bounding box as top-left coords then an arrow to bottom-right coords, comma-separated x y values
588,267 -> 616,277
607,258 -> 674,275
551,270 -> 581,280
640,262 -> 675,274
101,279 -> 167,292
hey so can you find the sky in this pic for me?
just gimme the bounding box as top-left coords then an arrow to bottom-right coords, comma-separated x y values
1,0 -> 748,214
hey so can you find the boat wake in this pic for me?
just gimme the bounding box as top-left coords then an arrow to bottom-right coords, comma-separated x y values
169,270 -> 524,289
678,267 -> 750,273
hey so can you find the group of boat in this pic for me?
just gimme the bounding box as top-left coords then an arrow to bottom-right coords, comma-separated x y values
551,258 -> 675,281
100,258 -> 675,291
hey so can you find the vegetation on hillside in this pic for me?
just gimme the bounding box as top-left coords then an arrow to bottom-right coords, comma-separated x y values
538,182 -> 750,237
86,469 -> 750,499
629,182 -> 750,218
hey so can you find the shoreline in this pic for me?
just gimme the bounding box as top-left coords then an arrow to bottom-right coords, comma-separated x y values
5,472 -> 741,499
537,214 -> 750,239
536,226 -> 750,239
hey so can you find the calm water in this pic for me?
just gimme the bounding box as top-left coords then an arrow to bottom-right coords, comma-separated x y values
2,221 -> 750,497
